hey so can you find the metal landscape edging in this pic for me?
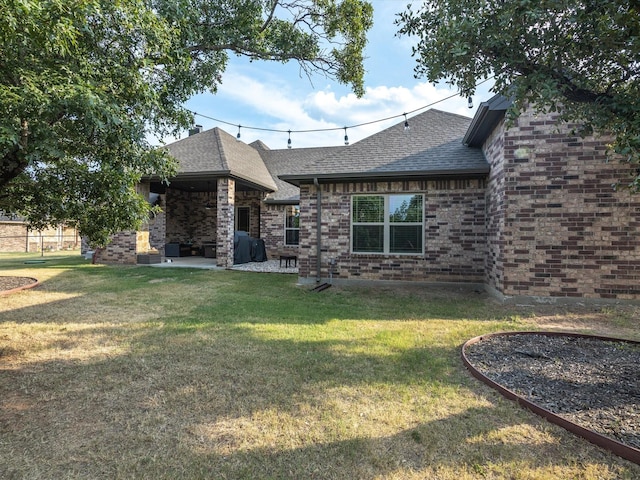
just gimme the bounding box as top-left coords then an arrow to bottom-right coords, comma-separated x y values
0,277 -> 40,296
461,331 -> 640,465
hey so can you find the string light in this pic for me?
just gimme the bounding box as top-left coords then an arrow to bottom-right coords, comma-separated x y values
188,77 -> 493,146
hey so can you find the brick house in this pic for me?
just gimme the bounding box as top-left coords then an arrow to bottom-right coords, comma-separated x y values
0,213 -> 79,253
99,94 -> 640,302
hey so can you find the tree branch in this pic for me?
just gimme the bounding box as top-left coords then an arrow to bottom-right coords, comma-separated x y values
260,0 -> 279,33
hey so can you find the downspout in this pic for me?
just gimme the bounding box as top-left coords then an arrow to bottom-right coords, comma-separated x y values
314,178 -> 322,283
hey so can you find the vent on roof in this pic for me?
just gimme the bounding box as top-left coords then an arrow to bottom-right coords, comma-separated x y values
189,125 -> 203,136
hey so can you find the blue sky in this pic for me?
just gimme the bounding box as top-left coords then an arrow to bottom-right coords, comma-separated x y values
174,1 -> 495,149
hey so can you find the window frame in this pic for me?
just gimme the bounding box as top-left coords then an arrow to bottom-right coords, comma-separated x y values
284,204 -> 300,246
351,193 -> 424,255
235,206 -> 250,233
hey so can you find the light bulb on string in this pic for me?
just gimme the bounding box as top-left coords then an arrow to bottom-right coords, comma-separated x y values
344,127 -> 349,145
186,76 -> 495,147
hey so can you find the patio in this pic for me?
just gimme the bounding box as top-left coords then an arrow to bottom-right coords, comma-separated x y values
148,256 -> 298,274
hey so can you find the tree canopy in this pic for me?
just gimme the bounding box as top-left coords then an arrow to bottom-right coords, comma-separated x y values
397,0 -> 640,186
0,0 -> 373,245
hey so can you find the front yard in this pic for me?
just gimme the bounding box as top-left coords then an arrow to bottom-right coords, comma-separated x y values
0,253 -> 638,479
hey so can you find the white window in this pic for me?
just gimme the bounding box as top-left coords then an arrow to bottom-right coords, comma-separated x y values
285,205 -> 300,246
351,194 -> 424,254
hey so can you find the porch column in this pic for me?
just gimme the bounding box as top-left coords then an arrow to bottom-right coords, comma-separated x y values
135,182 -> 153,254
216,178 -> 235,268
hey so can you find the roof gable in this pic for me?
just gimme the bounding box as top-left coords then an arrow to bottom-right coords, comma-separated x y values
165,128 -> 277,191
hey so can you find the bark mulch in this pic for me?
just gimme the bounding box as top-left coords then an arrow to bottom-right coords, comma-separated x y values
0,276 -> 39,295
464,333 -> 640,451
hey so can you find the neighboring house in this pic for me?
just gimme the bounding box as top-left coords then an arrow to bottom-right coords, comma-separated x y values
99,95 -> 640,302
0,213 -> 79,253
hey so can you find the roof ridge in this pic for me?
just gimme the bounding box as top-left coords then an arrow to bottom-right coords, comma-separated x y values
212,128 -> 230,171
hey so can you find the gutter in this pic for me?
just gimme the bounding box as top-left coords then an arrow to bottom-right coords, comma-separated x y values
142,171 -> 277,193
463,94 -> 513,147
314,177 -> 321,283
279,169 -> 490,187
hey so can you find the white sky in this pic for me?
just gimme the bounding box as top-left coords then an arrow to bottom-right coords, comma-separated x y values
168,0 -> 495,149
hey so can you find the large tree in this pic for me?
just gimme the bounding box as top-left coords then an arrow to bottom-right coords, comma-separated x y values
397,0 -> 640,185
0,0 -> 372,245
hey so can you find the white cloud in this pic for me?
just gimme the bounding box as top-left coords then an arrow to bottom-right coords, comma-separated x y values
177,70 -> 485,149
166,1 -> 498,150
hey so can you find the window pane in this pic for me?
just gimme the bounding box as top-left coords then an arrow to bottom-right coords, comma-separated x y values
353,196 -> 384,223
285,230 -> 299,246
389,195 -> 423,223
286,206 -> 300,228
353,225 -> 383,252
236,207 -> 250,232
390,225 -> 422,253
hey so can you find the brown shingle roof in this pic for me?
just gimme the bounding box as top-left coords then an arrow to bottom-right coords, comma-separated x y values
165,128 -> 277,191
161,109 -> 488,200
256,144 -> 345,203
279,109 -> 488,185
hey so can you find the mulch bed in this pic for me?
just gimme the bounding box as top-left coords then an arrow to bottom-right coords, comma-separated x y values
463,333 -> 640,452
0,276 -> 39,295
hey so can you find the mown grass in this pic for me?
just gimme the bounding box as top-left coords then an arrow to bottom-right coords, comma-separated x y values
1,252 -> 638,479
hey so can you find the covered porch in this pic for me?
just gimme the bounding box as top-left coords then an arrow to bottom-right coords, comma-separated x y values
147,175 -> 269,268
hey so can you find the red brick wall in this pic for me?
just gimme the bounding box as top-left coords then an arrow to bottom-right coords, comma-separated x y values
216,178 -> 235,268
485,110 -> 640,300
165,189 -> 217,245
0,222 -> 28,252
96,231 -> 137,264
298,179 -> 487,283
260,204 -> 300,260
149,195 -> 166,253
484,119 -> 508,294
1,223 -> 79,253
235,190 -> 263,239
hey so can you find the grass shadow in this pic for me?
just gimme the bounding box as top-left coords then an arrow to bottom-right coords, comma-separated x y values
1,254 -> 638,478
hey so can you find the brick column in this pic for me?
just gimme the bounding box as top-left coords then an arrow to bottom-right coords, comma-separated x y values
97,231 -> 137,264
217,178 -> 235,268
135,182 -> 153,254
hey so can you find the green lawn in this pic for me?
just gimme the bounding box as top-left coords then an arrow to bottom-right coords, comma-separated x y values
1,253 -> 638,479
